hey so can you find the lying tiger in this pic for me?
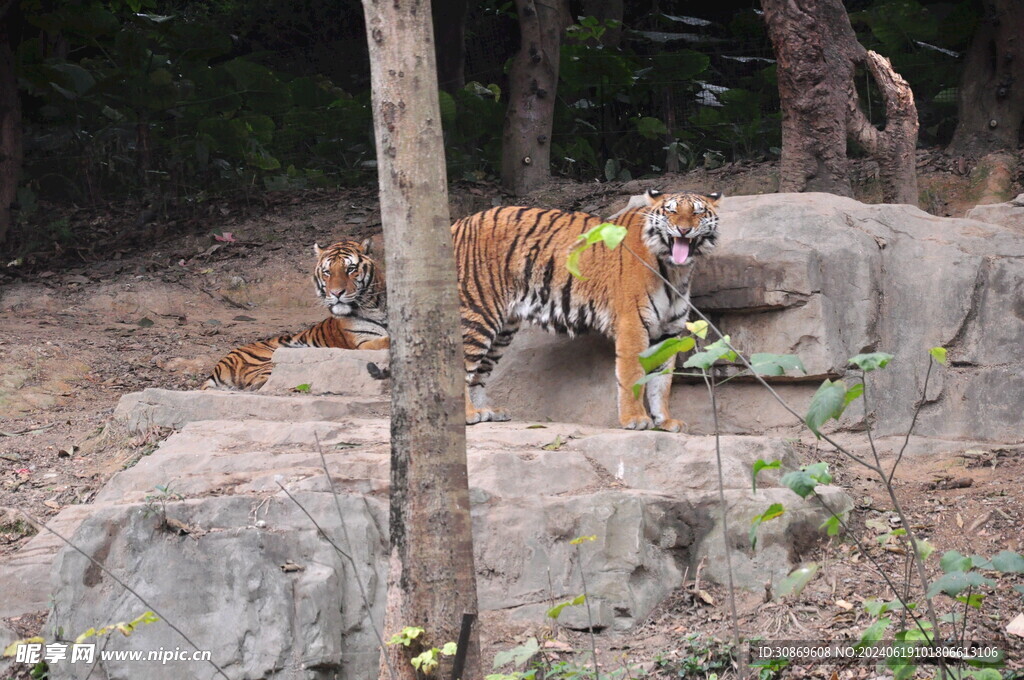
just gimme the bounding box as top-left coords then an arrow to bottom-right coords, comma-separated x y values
452,189 -> 720,431
203,239 -> 388,391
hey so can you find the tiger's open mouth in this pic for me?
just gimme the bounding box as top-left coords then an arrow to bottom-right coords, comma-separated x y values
671,237 -> 691,265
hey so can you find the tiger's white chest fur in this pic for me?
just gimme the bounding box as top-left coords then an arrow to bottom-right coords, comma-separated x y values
641,264 -> 694,340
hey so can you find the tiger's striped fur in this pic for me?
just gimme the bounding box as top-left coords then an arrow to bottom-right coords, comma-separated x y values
202,239 -> 388,391
452,189 -> 721,430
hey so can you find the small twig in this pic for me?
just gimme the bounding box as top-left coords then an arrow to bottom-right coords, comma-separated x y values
19,510 -> 230,680
701,368 -> 746,679
275,481 -> 397,680
888,357 -> 935,484
313,433 -> 398,680
573,543 -> 601,680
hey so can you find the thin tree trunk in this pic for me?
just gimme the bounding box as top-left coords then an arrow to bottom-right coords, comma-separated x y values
501,0 -> 569,196
0,0 -> 22,246
432,0 -> 468,93
360,1 -> 480,679
760,0 -> 919,205
947,0 -> 1024,157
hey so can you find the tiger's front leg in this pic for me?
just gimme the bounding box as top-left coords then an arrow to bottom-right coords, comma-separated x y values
644,354 -> 684,433
614,321 -> 656,430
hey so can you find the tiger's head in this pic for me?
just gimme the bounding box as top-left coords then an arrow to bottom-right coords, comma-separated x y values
639,189 -> 722,266
312,239 -> 384,318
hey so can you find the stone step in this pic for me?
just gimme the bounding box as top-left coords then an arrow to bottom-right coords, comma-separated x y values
113,387 -> 389,433
260,348 -> 389,396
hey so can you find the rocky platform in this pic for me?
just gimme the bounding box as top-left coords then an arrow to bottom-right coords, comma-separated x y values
2,346 -> 848,680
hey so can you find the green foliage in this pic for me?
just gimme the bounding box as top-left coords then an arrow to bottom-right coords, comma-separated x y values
751,458 -> 781,493
749,502 -> 784,549
546,594 -> 586,620
566,223 -> 627,279
387,626 -> 424,647
780,462 -> 832,498
848,352 -> 894,372
638,336 -> 696,373
805,379 -> 853,438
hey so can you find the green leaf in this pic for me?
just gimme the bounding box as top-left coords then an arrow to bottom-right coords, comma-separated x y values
776,562 -> 818,598
293,383 -> 311,393
749,503 -> 784,549
491,637 -> 539,670
780,470 -> 815,498
781,463 -> 830,499
820,515 -> 841,537
939,550 -> 973,574
441,642 -> 458,656
864,599 -> 906,617
929,346 -> 948,365
848,352 -> 894,372
638,336 -> 695,373
632,367 -> 672,399
541,435 -> 565,451
856,616 -> 891,647
634,116 -> 669,139
547,596 -> 584,620
842,382 -> 864,407
955,592 -> 985,609
751,459 -> 781,493
685,320 -> 708,339
566,223 -> 627,280
926,571 -> 994,598
570,535 -> 596,545
749,353 -> 806,376
804,379 -> 849,438
990,550 -> 1024,573
682,336 -> 737,370
915,538 -> 935,561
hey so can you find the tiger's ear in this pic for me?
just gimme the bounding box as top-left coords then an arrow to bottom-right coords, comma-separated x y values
706,192 -> 723,206
360,237 -> 373,255
645,188 -> 663,203
313,243 -> 323,257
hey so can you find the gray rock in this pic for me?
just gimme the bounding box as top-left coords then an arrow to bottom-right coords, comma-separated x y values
260,348 -> 390,397
965,194 -> 1024,232
40,416 -> 845,679
113,388 -> 388,433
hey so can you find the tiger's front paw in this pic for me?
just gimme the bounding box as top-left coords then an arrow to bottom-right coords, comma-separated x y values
466,408 -> 511,425
654,418 -> 685,433
622,415 -> 655,431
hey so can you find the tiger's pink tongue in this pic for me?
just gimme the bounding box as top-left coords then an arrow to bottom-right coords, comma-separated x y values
671,238 -> 690,264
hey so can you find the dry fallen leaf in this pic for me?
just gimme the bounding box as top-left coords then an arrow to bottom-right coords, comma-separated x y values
1007,613 -> 1024,638
281,561 -> 305,573
43,500 -> 61,510
835,599 -> 853,610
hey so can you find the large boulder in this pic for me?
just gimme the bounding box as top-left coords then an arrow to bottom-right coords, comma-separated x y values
40,407 -> 846,679
487,193 -> 1024,442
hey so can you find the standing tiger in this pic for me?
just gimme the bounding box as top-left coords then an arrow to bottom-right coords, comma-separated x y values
203,239 -> 388,391
453,189 -> 720,431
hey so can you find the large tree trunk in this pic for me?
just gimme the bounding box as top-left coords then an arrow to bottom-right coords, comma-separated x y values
0,0 -> 22,246
761,0 -> 919,205
947,0 -> 1024,157
501,0 -> 570,196
432,0 -> 468,93
360,2 -> 480,679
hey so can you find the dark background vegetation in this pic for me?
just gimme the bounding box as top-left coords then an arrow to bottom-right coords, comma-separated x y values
0,0 -> 996,257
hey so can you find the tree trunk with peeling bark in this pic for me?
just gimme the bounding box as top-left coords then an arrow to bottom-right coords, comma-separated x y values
760,0 -> 919,205
947,0 -> 1024,158
360,1 -> 480,679
0,0 -> 21,246
501,0 -> 570,196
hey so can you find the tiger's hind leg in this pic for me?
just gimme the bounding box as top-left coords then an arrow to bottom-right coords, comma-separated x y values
465,319 -> 520,424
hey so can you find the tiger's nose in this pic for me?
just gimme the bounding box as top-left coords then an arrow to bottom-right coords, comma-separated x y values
329,288 -> 344,298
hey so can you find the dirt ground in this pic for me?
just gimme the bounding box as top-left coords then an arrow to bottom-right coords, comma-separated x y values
2,154 -> 1023,678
